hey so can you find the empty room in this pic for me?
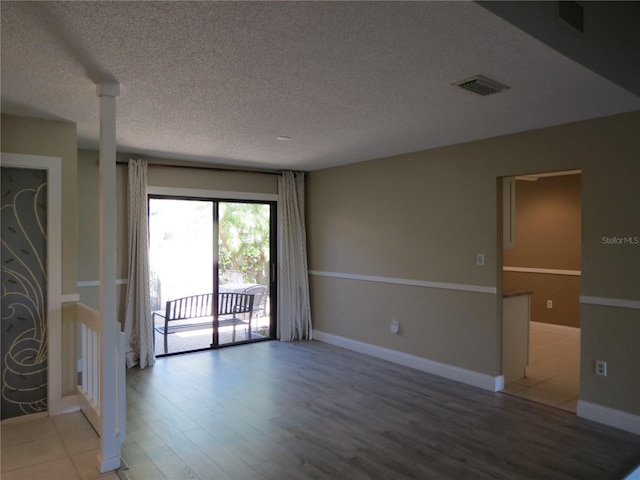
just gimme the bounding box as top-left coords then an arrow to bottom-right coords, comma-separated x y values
1,2 -> 639,479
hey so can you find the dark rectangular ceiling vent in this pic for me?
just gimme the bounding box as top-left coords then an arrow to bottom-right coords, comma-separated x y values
453,75 -> 509,96
558,1 -> 584,33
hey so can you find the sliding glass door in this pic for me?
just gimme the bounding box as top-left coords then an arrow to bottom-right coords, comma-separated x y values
217,202 -> 273,346
148,196 -> 276,356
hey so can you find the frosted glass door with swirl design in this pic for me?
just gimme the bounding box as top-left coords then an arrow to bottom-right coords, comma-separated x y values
1,167 -> 48,420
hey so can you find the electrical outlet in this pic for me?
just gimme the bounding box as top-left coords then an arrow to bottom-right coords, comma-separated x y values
390,318 -> 399,334
547,300 -> 553,309
595,360 -> 607,377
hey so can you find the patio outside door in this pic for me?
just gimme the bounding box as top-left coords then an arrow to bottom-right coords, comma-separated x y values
148,196 -> 275,355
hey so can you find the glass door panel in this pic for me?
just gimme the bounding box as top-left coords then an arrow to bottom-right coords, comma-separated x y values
218,202 -> 272,346
149,198 -> 214,355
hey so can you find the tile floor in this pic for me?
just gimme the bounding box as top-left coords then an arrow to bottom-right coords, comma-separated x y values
502,321 -> 580,412
0,411 -> 120,480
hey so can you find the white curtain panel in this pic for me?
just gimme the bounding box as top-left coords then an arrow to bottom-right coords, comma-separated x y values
278,171 -> 313,341
123,159 -> 155,368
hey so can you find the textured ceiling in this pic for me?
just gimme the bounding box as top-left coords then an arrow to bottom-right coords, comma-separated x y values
1,1 -> 639,171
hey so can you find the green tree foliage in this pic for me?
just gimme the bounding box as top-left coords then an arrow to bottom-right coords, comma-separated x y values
218,203 -> 270,284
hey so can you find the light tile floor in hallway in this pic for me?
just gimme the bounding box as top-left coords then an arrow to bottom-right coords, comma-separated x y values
503,321 -> 580,412
0,411 -> 120,480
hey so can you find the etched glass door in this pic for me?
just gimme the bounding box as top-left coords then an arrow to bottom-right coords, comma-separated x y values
1,167 -> 48,420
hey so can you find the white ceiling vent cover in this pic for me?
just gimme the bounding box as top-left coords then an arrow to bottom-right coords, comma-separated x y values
453,75 -> 510,96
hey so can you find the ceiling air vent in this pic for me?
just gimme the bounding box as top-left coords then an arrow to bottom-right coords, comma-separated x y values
453,75 -> 509,96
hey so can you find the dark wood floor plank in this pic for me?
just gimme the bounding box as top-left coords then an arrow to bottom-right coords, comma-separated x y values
122,340 -> 640,480
181,427 -> 263,479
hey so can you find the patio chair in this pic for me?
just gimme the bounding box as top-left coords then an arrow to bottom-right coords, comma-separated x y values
243,284 -> 268,319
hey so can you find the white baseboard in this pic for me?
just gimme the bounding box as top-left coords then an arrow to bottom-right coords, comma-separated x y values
99,453 -> 122,474
1,397 -> 81,424
314,330 -> 503,392
577,400 -> 640,435
61,394 -> 83,415
0,411 -> 48,425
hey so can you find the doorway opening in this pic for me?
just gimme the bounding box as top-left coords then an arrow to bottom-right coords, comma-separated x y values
148,196 -> 276,356
500,170 -> 582,412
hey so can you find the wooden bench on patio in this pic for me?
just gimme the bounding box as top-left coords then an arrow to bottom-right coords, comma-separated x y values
153,292 -> 255,354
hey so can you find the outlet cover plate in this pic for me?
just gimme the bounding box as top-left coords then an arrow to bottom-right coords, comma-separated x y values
595,360 -> 607,377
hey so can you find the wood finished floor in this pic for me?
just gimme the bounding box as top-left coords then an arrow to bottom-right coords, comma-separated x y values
123,340 -> 640,480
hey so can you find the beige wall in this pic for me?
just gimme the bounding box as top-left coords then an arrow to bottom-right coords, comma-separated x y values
581,305 -> 640,415
142,157 -> 278,194
307,111 -> 640,416
2,114 -> 78,294
505,175 -> 581,269
77,150 -> 128,316
504,175 -> 581,327
504,272 -> 581,328
1,114 -> 78,394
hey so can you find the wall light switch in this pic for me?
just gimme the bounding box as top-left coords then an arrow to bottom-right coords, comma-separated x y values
476,253 -> 485,266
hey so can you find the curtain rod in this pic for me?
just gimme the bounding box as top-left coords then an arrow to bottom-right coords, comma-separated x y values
115,160 -> 283,176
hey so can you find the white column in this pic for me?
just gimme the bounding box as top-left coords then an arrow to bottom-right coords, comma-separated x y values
96,81 -> 122,473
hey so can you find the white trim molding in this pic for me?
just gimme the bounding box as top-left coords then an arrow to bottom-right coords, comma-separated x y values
61,394 -> 82,414
314,331 -> 503,392
0,411 -> 48,425
61,294 -> 81,303
580,296 -> 640,310
577,400 -> 640,435
309,270 -> 497,295
503,266 -> 581,276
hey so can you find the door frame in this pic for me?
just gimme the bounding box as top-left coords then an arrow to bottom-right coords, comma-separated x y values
498,169 -> 582,403
147,186 -> 278,352
1,152 -> 63,417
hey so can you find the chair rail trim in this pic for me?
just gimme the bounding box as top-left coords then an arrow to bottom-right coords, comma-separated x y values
309,270 -> 496,294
